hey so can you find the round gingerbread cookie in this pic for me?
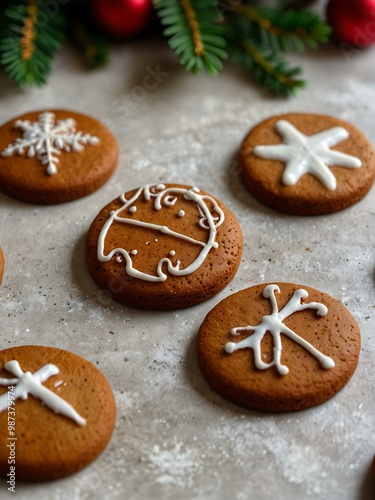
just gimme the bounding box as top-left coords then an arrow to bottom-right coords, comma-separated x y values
0,345 -> 116,481
85,183 -> 243,310
0,246 -> 4,284
240,113 -> 375,215
197,282 -> 361,412
0,109 -> 118,204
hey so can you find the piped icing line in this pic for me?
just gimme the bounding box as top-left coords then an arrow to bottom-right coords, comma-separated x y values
97,184 -> 225,282
0,360 -> 86,426
225,284 -> 335,376
110,217 -> 206,248
1,111 -> 100,175
253,120 -> 362,191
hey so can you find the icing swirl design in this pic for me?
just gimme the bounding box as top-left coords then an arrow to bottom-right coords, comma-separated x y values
97,184 -> 225,282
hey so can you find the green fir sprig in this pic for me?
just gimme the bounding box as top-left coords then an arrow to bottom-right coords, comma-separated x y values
156,0 -> 228,76
0,0 -> 65,86
0,0 -> 331,96
156,0 -> 331,95
234,4 -> 331,52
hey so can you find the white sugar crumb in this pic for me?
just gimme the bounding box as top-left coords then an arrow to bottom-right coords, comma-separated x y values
143,439 -> 199,488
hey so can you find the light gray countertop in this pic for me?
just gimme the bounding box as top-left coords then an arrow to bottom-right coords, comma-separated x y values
0,32 -> 374,500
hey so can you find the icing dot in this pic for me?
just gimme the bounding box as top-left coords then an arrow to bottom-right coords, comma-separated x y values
225,342 -> 236,354
321,357 -> 335,369
178,210 -> 185,217
169,250 -> 176,256
130,250 -> 138,256
129,206 -> 137,213
116,256 -> 123,263
192,186 -> 200,193
279,365 -> 289,376
156,183 -> 165,190
213,242 -> 219,249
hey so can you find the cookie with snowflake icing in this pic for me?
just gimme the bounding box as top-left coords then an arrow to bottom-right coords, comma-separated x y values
85,183 -> 243,309
240,113 -> 375,215
197,283 -> 360,412
0,110 -> 118,204
0,345 -> 116,481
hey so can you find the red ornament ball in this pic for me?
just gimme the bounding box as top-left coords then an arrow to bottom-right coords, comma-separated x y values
91,0 -> 153,39
327,0 -> 375,46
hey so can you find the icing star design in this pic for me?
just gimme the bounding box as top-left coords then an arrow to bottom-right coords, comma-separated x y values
0,360 -> 86,425
253,120 -> 362,191
225,284 -> 335,376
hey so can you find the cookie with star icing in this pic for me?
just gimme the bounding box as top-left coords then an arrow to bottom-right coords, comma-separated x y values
240,113 -> 375,215
197,282 -> 361,412
0,345 -> 116,481
0,110 -> 118,204
85,183 -> 243,310
0,247 -> 4,284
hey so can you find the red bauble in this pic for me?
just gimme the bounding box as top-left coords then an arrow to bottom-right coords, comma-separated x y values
91,0 -> 153,39
327,0 -> 375,46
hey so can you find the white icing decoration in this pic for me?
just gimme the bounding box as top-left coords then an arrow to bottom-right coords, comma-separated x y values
97,184 -> 224,282
1,111 -> 100,175
131,250 -> 138,255
225,284 -> 335,376
129,206 -> 137,213
253,120 -> 362,191
116,255 -> 123,263
178,210 -> 185,217
0,360 -> 86,425
169,250 -> 176,256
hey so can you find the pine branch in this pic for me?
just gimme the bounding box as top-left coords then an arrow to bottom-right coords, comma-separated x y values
233,3 -> 331,52
220,1 -> 330,95
156,0 -> 228,76
231,37 -> 305,95
0,0 -> 65,86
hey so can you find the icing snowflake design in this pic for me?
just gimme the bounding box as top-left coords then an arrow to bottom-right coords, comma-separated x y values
253,120 -> 362,191
1,111 -> 100,175
97,184 -> 225,282
225,284 -> 335,375
0,360 -> 86,425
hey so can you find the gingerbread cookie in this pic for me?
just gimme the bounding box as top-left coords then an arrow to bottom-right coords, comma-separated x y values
240,113 -> 375,215
0,247 -> 3,284
197,283 -> 360,412
0,110 -> 118,204
85,183 -> 243,310
0,345 -> 116,481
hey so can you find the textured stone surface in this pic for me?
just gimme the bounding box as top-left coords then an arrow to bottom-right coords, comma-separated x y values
0,33 -> 374,500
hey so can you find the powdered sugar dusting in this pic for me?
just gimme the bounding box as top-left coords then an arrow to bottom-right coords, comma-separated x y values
143,438 -> 200,488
